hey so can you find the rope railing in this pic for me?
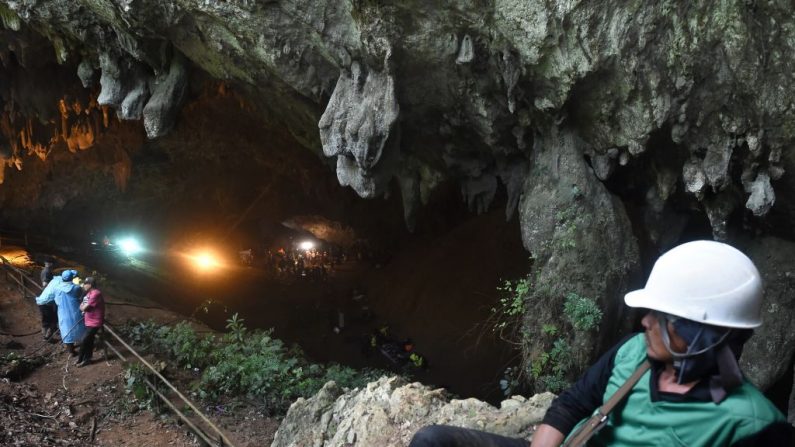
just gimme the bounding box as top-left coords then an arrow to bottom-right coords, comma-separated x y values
0,256 -> 42,300
0,255 -> 236,447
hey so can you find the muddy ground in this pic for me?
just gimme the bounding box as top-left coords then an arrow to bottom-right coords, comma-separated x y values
0,247 -> 279,447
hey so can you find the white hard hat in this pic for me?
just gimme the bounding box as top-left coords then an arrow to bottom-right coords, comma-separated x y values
624,240 -> 763,328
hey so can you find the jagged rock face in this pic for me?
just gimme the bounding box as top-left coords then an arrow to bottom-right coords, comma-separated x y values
2,0 -> 795,412
271,376 -> 554,447
320,60 -> 400,199
518,128 -> 641,384
3,0 -> 795,232
3,0 -> 790,234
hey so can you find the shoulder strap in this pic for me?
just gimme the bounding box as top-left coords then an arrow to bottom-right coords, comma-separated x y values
562,360 -> 651,447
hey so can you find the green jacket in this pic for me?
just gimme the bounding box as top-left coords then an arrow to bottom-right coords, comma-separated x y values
582,334 -> 785,446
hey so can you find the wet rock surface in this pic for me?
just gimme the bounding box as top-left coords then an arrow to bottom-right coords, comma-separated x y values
271,376 -> 554,447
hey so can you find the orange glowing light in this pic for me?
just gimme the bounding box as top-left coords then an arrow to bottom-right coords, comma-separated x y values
189,250 -> 222,272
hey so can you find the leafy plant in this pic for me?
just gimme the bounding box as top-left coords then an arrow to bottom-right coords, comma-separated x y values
225,313 -> 246,344
123,363 -> 160,412
497,278 -> 531,316
554,206 -> 579,250
563,293 -> 603,331
541,324 -> 558,336
491,277 -> 533,335
511,288 -> 602,394
530,339 -> 572,393
125,319 -> 161,349
121,319 -> 386,415
160,321 -> 215,369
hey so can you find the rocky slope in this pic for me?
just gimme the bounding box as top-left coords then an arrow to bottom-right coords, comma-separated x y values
1,0 -> 795,416
271,376 -> 554,447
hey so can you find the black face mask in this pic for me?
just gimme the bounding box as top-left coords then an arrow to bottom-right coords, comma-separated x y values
654,312 -> 753,401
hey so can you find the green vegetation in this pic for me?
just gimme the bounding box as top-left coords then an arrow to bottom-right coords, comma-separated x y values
492,272 -> 604,394
564,292 -> 603,331
530,292 -> 603,393
531,338 -> 574,393
122,362 -> 162,413
554,205 -> 580,251
492,277 -> 532,331
121,315 -> 386,414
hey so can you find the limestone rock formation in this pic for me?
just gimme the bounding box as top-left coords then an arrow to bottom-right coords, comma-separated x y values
319,59 -> 400,199
518,128 -> 641,382
740,237 -> 795,391
2,0 -> 794,234
271,376 -> 554,447
143,54 -> 188,138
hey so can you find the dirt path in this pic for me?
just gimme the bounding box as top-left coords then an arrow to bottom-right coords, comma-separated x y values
0,247 -> 279,446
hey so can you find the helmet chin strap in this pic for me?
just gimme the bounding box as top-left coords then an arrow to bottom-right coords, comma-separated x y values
657,314 -> 732,359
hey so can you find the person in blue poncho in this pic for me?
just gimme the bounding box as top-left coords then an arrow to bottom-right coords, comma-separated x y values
35,271 -> 62,340
53,269 -> 85,356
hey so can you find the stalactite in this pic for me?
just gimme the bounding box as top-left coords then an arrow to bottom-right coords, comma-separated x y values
64,120 -> 95,152
102,105 -> 109,128
58,98 -> 69,140
1,94 -> 110,164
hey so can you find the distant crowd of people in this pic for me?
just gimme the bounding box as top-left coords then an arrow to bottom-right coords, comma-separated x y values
36,261 -> 105,367
239,241 -> 392,282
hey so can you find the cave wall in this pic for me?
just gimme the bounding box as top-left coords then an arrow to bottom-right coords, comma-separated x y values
1,0 -> 795,400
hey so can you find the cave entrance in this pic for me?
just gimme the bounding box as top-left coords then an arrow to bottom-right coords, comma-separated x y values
3,81 -> 530,403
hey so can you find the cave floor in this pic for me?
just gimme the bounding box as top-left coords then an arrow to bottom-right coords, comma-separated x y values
0,249 -> 279,446
8,206 -> 527,405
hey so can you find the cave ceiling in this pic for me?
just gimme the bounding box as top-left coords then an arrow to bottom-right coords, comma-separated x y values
0,0 -> 793,246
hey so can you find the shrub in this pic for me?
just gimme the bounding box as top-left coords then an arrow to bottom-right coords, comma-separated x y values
563,293 -> 603,331
491,277 -> 533,336
121,317 -> 386,414
160,321 -> 216,369
123,362 -> 160,412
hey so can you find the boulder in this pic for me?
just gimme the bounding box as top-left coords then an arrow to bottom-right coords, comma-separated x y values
271,376 -> 554,447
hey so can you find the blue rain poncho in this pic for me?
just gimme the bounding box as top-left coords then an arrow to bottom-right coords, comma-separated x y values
54,270 -> 85,343
36,276 -> 62,305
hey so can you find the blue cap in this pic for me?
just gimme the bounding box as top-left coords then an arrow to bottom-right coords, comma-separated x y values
61,269 -> 77,281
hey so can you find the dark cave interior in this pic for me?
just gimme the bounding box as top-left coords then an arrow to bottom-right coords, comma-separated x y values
0,44 -> 536,403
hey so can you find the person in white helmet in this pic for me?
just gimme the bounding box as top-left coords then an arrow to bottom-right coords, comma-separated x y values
530,240 -> 788,447
409,241 -> 790,447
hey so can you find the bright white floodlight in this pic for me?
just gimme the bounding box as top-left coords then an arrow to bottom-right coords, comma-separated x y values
118,237 -> 143,256
299,241 -> 315,251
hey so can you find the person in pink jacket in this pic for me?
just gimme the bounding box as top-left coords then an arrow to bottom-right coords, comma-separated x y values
77,277 -> 105,367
